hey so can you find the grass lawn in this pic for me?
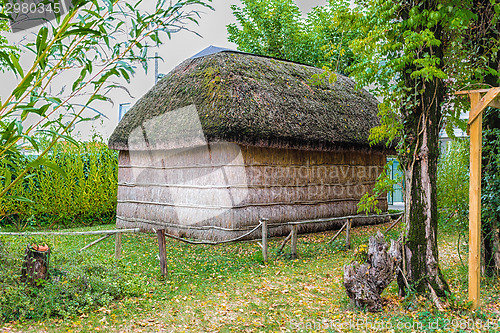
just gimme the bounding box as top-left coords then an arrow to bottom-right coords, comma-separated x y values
1,221 -> 499,332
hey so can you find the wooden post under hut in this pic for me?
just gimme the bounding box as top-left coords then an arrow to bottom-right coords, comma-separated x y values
261,219 -> 268,263
345,219 -> 352,250
290,224 -> 298,259
115,232 -> 122,260
156,229 -> 168,276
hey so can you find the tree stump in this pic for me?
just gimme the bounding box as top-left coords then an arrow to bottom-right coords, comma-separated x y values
343,231 -> 401,312
21,244 -> 50,287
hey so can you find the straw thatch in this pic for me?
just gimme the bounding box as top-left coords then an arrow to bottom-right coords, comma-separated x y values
109,49 -> 392,241
109,51 -> 384,152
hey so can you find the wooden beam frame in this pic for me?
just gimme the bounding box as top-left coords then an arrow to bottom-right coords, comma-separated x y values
455,87 -> 500,310
468,87 -> 500,127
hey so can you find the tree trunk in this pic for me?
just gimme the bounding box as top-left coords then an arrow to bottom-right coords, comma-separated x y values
398,3 -> 450,301
399,74 -> 450,301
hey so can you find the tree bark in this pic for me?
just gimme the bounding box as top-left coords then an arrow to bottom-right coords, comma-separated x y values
398,0 -> 450,302
399,75 -> 450,300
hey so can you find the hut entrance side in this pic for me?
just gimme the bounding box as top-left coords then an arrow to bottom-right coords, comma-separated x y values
115,142 -> 388,241
108,48 -> 393,242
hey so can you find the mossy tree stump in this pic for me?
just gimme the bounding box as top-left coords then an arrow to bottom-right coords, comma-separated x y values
343,232 -> 401,312
21,244 -> 50,287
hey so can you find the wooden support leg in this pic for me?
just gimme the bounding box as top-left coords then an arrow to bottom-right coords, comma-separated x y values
261,219 -> 268,263
291,224 -> 298,259
277,230 -> 293,255
79,234 -> 112,253
156,229 -> 168,276
328,221 -> 347,244
346,219 -> 352,250
114,232 -> 122,260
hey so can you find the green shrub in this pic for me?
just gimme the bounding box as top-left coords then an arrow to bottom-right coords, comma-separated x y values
437,139 -> 469,230
482,121 -> 500,275
0,136 -> 118,230
0,237 -> 142,322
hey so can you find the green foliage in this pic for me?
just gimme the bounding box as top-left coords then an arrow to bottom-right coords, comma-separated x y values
0,235 -> 142,322
227,0 -> 356,73
0,20 -> 17,71
482,125 -> 500,225
481,109 -> 500,272
346,0 -> 455,147
437,139 -> 470,230
357,160 -> 399,214
0,136 -> 118,230
345,0 -> 499,147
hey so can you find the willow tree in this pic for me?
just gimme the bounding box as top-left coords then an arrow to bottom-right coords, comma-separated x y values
0,0 -> 211,201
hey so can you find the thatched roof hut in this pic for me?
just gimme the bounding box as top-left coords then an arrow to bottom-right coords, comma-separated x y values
108,47 -> 391,241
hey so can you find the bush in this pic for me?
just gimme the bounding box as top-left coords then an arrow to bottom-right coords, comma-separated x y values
482,126 -> 500,227
482,120 -> 500,274
437,139 -> 469,230
0,136 -> 118,230
0,237 -> 143,322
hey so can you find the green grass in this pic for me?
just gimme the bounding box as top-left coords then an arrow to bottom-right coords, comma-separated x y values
1,222 -> 499,332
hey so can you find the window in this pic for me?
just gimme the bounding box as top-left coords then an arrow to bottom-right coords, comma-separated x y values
387,157 -> 404,205
119,103 -> 131,121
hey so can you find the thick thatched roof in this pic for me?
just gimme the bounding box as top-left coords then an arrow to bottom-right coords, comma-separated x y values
109,49 -> 384,151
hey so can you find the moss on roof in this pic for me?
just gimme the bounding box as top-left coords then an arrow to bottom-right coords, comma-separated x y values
108,51 -> 384,151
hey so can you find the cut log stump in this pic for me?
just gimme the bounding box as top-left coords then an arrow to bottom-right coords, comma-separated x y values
343,231 -> 401,312
21,244 -> 50,287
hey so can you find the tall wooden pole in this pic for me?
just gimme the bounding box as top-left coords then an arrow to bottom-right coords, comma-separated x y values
468,92 -> 482,310
456,87 -> 500,310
